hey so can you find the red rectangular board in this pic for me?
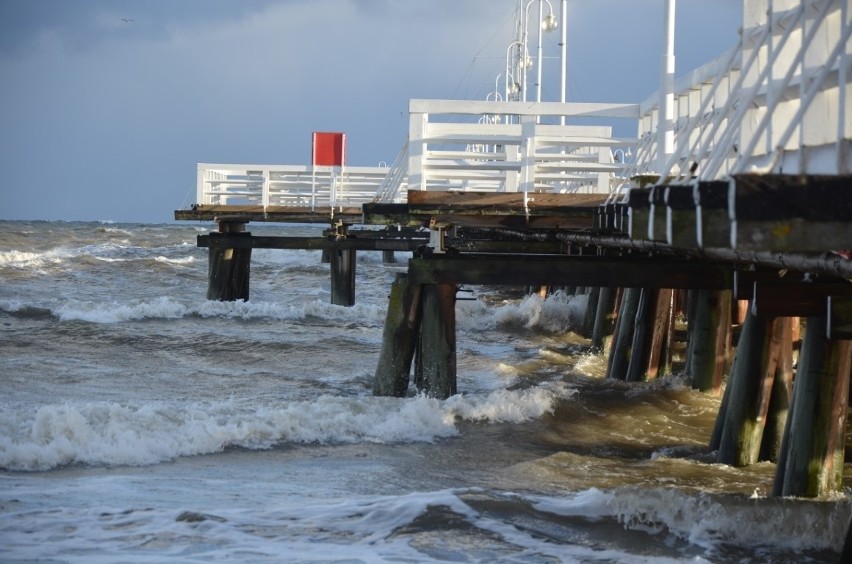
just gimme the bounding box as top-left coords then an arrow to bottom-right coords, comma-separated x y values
312,132 -> 346,166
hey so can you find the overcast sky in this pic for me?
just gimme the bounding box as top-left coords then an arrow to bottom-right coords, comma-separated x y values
0,0 -> 742,223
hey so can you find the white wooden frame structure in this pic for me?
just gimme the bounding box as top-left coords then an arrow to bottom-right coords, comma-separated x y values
631,0 -> 851,182
191,0 -> 851,214
195,164 -> 399,209
404,99 -> 638,197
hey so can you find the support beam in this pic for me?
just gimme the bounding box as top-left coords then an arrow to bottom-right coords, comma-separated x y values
759,317 -> 793,463
418,284 -> 457,399
607,288 -> 641,380
407,255 -> 732,290
626,288 -> 657,382
774,319 -> 851,497
695,180 -> 731,249
373,273 -> 422,397
330,244 -> 356,307
591,287 -> 617,351
689,289 -> 732,395
206,223 -> 251,302
717,308 -> 781,467
582,286 -> 601,338
665,185 -> 697,247
730,174 -> 852,252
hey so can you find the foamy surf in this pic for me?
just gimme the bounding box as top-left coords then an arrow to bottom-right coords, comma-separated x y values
0,383 -> 575,471
457,290 -> 588,333
2,296 -> 388,325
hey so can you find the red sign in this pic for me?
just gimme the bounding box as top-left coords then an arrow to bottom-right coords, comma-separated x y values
312,132 -> 346,166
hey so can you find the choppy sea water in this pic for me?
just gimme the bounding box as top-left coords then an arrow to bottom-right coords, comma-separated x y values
1,219 -> 849,563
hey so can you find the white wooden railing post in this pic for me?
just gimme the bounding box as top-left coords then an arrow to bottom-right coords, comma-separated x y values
658,0 -> 676,173
262,169 -> 270,209
840,0 -> 850,174
408,110 -> 427,190
520,115 -> 537,195
197,164 -> 206,206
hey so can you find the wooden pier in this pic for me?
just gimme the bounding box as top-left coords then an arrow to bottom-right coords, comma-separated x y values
173,2 -> 852,552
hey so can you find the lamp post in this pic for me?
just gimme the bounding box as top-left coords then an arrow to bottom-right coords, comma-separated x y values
521,0 -> 558,103
505,41 -> 526,102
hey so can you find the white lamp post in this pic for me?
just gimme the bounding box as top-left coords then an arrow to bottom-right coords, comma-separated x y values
521,0 -> 558,103
505,41 -> 526,102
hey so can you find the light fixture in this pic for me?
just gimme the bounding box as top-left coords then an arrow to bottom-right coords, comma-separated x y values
542,13 -> 558,32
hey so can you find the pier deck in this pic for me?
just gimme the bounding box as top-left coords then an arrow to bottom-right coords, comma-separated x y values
173,0 -> 852,519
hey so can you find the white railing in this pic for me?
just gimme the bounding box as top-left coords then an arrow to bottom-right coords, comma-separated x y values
407,99 -> 639,195
196,164 -> 403,210
635,0 -> 851,181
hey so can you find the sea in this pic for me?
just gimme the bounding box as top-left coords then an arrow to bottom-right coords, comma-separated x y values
1,219 -> 849,563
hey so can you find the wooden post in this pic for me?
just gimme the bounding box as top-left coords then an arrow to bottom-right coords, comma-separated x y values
626,288 -> 656,382
774,318 -> 851,497
646,288 -> 675,379
759,317 -> 793,462
689,289 -> 733,395
709,366 -> 733,452
683,289 -> 700,375
419,283 -> 457,399
207,223 -> 251,301
373,273 -> 422,397
382,250 -> 397,264
582,286 -> 601,338
607,287 -> 641,380
330,244 -> 356,306
592,287 -> 617,351
717,308 -> 781,467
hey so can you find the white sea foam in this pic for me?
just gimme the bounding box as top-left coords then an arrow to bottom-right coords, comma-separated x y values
0,486 -> 688,563
10,296 -> 386,325
530,487 -> 615,520
0,383 -> 575,471
0,249 -> 69,270
608,486 -> 852,552
54,296 -> 191,323
458,291 -> 588,333
153,255 -> 196,265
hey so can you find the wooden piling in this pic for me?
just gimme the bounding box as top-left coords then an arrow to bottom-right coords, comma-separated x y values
689,289 -> 732,395
330,244 -> 357,306
419,283 -> 457,399
373,273 -> 422,397
207,223 -> 251,302
607,287 -> 641,380
774,318 -> 851,497
759,317 -> 793,462
582,286 -> 601,338
683,289 -> 699,375
626,288 -> 656,382
592,286 -> 617,351
717,308 -> 781,467
647,288 -> 675,379
382,250 -> 397,264
709,367 -> 733,452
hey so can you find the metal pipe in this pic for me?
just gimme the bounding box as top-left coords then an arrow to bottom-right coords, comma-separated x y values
552,232 -> 852,278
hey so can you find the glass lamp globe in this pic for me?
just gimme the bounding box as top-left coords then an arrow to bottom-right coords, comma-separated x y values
542,14 -> 558,32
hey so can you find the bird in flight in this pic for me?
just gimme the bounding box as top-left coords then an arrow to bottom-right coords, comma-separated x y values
121,18 -> 135,23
